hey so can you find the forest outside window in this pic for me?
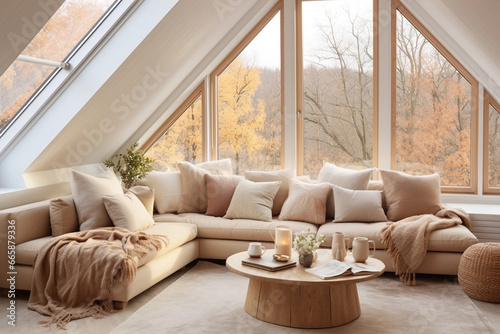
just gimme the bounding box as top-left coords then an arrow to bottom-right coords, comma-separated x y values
484,91 -> 500,194
211,3 -> 282,175
144,84 -> 205,171
393,2 -> 478,193
300,0 -> 375,178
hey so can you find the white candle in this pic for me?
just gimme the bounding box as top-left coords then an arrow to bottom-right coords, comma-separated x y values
275,226 -> 292,256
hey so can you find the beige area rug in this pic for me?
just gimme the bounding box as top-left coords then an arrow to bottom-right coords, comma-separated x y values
110,261 -> 496,334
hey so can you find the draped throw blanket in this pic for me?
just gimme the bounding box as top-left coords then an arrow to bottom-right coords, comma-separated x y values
381,207 -> 471,286
28,227 -> 168,329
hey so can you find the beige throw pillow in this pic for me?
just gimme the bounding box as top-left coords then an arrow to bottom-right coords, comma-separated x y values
49,196 -> 79,237
128,185 -> 155,217
318,162 -> 374,218
178,159 -> 233,213
103,191 -> 155,231
70,169 -> 123,231
332,185 -> 387,223
224,179 -> 281,222
279,179 -> 331,224
380,169 -> 442,221
136,171 -> 182,214
205,174 -> 242,217
244,169 -> 295,216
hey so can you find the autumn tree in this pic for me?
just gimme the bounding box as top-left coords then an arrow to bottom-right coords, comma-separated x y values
395,11 -> 472,187
217,57 -> 266,174
145,97 -> 203,171
488,104 -> 500,187
253,67 -> 281,168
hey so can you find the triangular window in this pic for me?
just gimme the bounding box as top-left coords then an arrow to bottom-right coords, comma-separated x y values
394,5 -> 477,191
211,4 -> 282,174
484,91 -> 500,194
144,84 -> 205,171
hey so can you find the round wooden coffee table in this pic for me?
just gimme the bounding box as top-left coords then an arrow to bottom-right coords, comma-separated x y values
226,249 -> 385,328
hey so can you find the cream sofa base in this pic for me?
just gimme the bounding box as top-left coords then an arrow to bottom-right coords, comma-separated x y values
10,240 -> 199,301
196,238 -> 463,276
111,240 -> 199,302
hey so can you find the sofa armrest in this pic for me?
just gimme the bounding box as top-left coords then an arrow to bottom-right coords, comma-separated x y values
0,200 -> 52,287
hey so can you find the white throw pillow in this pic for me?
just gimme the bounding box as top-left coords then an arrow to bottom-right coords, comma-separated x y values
137,171 -> 181,214
178,159 -> 233,213
224,179 -> 281,222
70,168 -> 123,231
332,185 -> 387,223
103,191 -> 155,231
318,162 -> 374,218
279,179 -> 331,224
244,169 -> 295,216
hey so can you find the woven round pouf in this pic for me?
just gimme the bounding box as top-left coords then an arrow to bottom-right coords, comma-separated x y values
458,242 -> 500,303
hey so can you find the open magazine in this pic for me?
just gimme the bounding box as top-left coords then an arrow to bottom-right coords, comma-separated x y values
305,260 -> 380,279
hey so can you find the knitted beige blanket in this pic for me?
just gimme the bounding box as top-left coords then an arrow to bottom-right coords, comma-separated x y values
381,206 -> 471,286
28,227 -> 168,329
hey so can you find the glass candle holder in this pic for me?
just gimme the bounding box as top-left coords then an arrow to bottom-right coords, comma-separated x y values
275,225 -> 292,257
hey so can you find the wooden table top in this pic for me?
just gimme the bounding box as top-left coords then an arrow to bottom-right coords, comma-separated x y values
226,249 -> 385,286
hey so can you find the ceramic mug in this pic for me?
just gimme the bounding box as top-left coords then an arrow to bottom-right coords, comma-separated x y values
247,242 -> 266,258
352,237 -> 375,262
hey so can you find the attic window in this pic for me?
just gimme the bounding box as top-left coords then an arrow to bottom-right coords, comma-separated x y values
0,0 -> 119,137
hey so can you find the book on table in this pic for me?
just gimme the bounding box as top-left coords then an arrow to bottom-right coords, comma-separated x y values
241,254 -> 296,272
305,260 -> 380,279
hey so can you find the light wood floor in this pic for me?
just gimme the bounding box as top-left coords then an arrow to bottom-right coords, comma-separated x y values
1,260 -> 499,333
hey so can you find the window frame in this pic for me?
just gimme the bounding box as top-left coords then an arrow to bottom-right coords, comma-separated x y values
391,0 -> 479,194
209,1 -> 284,166
483,90 -> 500,195
141,82 -> 207,162
296,0 -> 379,176
0,0 -> 122,138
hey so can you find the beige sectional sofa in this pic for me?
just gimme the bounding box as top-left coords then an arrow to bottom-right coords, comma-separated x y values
0,161 -> 479,307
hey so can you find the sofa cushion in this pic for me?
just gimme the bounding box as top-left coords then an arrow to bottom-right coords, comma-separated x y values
2,203 -> 52,244
16,236 -> 53,265
136,171 -> 182,214
154,213 -> 317,242
49,196 -> 79,237
244,169 -> 295,216
103,191 -> 155,231
178,159 -> 233,213
317,222 -> 477,252
380,170 -> 442,221
332,185 -> 387,223
205,174 -> 242,217
15,223 -> 198,268
70,168 -> 123,231
138,222 -> 198,267
128,185 -> 155,217
279,179 -> 330,224
224,179 -> 281,222
318,162 -> 374,218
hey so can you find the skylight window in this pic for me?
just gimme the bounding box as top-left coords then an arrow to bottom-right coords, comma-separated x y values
0,0 -> 118,137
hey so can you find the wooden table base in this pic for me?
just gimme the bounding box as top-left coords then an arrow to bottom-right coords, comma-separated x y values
244,278 -> 361,328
